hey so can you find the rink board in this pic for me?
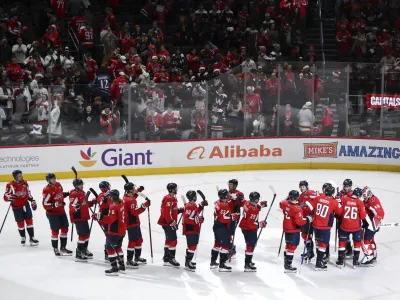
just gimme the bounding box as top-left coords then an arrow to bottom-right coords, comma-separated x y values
0,137 -> 399,181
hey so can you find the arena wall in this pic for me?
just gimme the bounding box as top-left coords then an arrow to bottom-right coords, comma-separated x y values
0,137 -> 399,181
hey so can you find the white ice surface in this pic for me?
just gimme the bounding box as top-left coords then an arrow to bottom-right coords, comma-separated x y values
0,170 -> 399,300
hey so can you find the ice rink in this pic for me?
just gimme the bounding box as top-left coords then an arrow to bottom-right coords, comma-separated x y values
0,169 -> 399,300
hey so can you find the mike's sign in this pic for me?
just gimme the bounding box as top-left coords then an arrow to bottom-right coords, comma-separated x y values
366,94 -> 400,109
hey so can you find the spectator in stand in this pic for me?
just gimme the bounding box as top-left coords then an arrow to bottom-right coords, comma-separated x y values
100,104 -> 119,140
42,25 -> 61,50
381,50 -> 395,67
12,37 -> 27,64
320,103 -> 334,136
336,24 -> 352,61
162,103 -> 181,140
82,104 -> 101,140
297,101 -> 315,136
7,15 -> 25,44
360,117 -> 376,137
145,104 -> 163,140
50,0 -> 67,19
79,21 -> 94,55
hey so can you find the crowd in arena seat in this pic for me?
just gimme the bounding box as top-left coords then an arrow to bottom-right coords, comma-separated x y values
0,1 -> 398,144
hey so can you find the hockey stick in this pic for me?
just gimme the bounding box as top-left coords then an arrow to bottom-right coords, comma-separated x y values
277,231 -> 284,257
87,188 -> 99,246
137,191 -> 154,264
121,175 -> 129,184
178,195 -> 187,225
329,180 -> 338,253
379,222 -> 399,227
87,191 -> 123,262
194,190 -> 206,262
256,185 -> 277,241
0,203 -> 11,234
71,167 -> 78,242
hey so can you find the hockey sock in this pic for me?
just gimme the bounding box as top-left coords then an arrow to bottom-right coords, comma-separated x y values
109,256 -> 118,267
316,249 -> 324,263
186,250 -> 194,262
220,253 -> 228,264
127,250 -> 134,261
211,249 -> 219,262
51,239 -> 59,249
325,245 -> 330,257
60,237 -> 67,248
245,254 -> 253,264
77,242 -> 85,251
135,248 -> 142,259
18,228 -> 26,238
27,227 -> 34,238
169,249 -> 176,258
286,255 -> 293,265
163,247 -> 170,261
84,241 -> 89,249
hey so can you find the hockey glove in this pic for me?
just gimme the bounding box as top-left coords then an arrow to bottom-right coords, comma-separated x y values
258,201 -> 267,208
305,215 -> 313,223
200,200 -> 208,207
141,200 -> 150,209
231,213 -> 239,221
75,204 -> 81,210
259,220 -> 267,228
170,220 -> 178,231
6,194 -> 16,202
178,207 -> 184,214
139,186 -> 145,191
199,216 -> 204,224
92,213 -> 102,221
63,192 -> 70,198
31,200 -> 37,211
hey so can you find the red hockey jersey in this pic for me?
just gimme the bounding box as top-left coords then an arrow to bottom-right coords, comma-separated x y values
364,195 -> 385,229
123,193 -> 145,229
182,202 -> 203,235
299,189 -> 317,217
4,180 -> 32,209
158,194 -> 179,226
307,195 -> 341,230
239,200 -> 267,232
338,196 -> 366,232
69,189 -> 93,222
96,192 -> 111,216
280,200 -> 307,233
214,200 -> 232,227
100,202 -> 125,236
42,182 -> 67,215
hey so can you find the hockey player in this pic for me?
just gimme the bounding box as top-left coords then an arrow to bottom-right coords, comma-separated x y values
336,187 -> 367,268
96,181 -> 111,261
280,190 -> 312,273
69,178 -> 94,261
4,170 -> 39,246
298,180 -> 317,261
42,173 -> 72,256
182,191 -> 208,271
361,186 -> 385,265
306,185 -> 342,271
211,189 -> 239,272
93,189 -> 126,276
158,183 -> 183,268
227,179 -> 244,258
123,182 -> 149,269
339,179 -> 354,256
239,192 -> 267,272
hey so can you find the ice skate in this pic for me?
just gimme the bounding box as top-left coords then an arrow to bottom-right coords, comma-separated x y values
21,237 -> 26,246
185,260 -> 196,272
105,266 -> 119,276
60,247 -> 73,256
75,249 -> 88,262
210,260 -> 219,269
29,237 -> 39,246
53,248 -> 61,256
168,257 -> 180,268
218,262 -> 232,272
83,248 -> 93,259
135,257 -> 147,265
284,259 -> 297,273
126,260 -> 139,269
244,262 -> 257,272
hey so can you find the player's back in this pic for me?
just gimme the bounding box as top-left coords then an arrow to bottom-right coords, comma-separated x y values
311,195 -> 341,230
340,196 -> 366,232
214,200 -> 231,225
239,200 -> 260,231
106,202 -> 125,236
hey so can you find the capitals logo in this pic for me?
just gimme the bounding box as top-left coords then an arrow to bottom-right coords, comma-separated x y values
79,147 -> 97,167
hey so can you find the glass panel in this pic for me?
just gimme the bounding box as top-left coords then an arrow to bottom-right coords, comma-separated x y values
382,70 -> 400,139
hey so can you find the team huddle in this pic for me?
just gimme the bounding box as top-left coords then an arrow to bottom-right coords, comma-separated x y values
3,170 -> 384,276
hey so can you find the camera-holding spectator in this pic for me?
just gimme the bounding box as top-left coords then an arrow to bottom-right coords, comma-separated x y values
226,93 -> 243,137
82,104 -> 101,140
297,101 -> 315,136
12,38 -> 27,64
145,104 -> 163,140
253,113 -> 268,137
35,93 -> 49,123
210,103 -> 225,139
162,103 -> 181,140
321,103 -> 334,136
100,105 -> 120,138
